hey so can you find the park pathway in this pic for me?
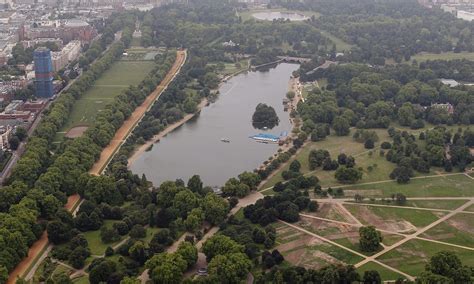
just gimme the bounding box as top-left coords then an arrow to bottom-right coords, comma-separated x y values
354,199 -> 474,268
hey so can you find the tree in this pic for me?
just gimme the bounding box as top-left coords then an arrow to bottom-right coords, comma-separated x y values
89,259 -> 116,284
0,266 -> 8,284
47,220 -> 72,244
129,241 -> 149,264
8,136 -> 20,150
289,160 -> 301,173
363,270 -> 381,284
333,117 -> 350,136
208,253 -> 252,284
202,235 -> 243,262
201,193 -> 229,225
359,226 -> 382,252
15,127 -> 27,141
52,271 -> 72,284
100,226 -> 120,243
238,171 -> 261,190
68,246 -> 89,269
187,175 -> 203,194
145,253 -> 187,284
364,139 -> 375,149
335,166 -> 362,184
176,241 -> 198,269
252,103 -> 279,129
184,207 -> 204,233
390,166 -> 412,184
425,251 -> 472,283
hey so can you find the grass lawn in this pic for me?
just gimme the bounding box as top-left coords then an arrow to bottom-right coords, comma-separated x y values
319,30 -> 353,52
72,275 -> 89,284
261,128 -> 391,190
342,174 -> 474,198
51,264 -> 72,278
344,204 -> 444,228
422,213 -> 474,248
142,226 -> 160,244
60,60 -> 155,132
377,239 -> 474,276
465,204 -> 474,212
357,261 -> 404,281
348,199 -> 469,211
382,234 -> 406,246
311,243 -> 364,265
210,59 -> 249,77
409,51 -> 474,62
83,220 -> 124,256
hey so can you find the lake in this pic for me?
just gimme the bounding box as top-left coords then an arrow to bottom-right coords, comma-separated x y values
130,63 -> 298,187
252,11 -> 309,21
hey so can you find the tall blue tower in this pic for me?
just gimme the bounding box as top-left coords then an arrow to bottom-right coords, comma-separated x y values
34,47 -> 54,98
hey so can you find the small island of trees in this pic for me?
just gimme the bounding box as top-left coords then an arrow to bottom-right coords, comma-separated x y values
252,103 -> 280,129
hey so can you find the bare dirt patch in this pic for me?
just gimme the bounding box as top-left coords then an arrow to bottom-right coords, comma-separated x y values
65,126 -> 88,138
350,206 -> 416,233
305,203 -> 355,223
447,216 -> 474,234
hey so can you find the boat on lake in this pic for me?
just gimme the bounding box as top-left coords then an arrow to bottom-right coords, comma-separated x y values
221,138 -> 231,143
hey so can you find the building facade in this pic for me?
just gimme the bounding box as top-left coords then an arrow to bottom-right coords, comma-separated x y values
34,47 -> 54,98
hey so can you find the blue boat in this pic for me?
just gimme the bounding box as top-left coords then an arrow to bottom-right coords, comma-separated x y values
249,133 -> 281,143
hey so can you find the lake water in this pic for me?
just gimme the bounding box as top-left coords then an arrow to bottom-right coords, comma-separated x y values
130,63 -> 298,187
252,11 -> 309,21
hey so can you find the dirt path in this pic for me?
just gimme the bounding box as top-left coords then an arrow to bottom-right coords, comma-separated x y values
279,220 -> 415,280
7,50 -> 187,284
90,50 -> 187,175
354,199 -> 474,269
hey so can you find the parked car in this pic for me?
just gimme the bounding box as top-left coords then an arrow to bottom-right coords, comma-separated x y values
197,267 -> 208,276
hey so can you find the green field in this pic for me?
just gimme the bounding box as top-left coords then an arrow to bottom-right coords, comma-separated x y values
343,174 -> 474,198
72,275 -> 89,284
356,261 -> 404,281
261,128 -> 392,191
465,204 -> 474,212
422,213 -> 474,248
60,60 -> 155,132
83,220 -> 125,256
319,30 -> 353,52
410,51 -> 474,62
377,239 -> 474,276
350,199 -> 469,211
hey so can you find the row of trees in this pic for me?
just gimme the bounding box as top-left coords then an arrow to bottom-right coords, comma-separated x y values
0,11 -> 176,276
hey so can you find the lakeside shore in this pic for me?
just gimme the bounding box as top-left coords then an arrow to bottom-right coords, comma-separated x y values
128,98 -> 208,165
127,62 -> 251,167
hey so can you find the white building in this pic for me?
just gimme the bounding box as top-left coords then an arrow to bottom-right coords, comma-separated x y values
51,40 -> 81,71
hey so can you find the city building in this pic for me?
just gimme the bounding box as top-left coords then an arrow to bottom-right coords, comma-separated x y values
51,40 -> 81,71
33,47 -> 54,98
21,19 -> 98,44
0,125 -> 12,151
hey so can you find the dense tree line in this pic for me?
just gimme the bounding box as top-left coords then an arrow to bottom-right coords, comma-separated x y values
281,0 -> 474,64
385,127 -> 473,183
0,11 -> 172,276
145,1 -> 332,65
298,62 -> 474,138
